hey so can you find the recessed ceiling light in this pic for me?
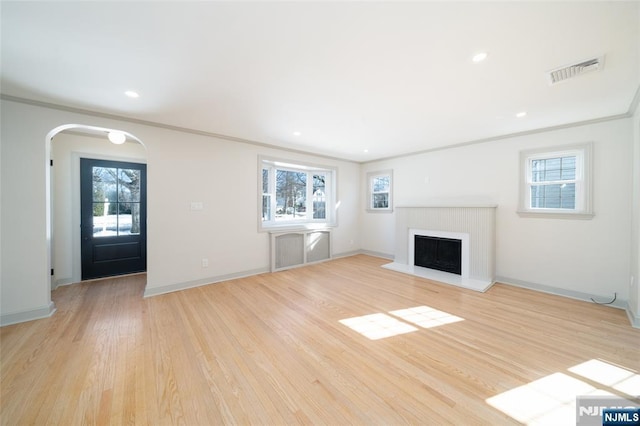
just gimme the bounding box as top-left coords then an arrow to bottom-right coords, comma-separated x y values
516,111 -> 527,118
472,52 -> 488,63
293,131 -> 301,136
124,90 -> 139,98
364,149 -> 369,153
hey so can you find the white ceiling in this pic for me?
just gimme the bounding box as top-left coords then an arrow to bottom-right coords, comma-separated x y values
2,1 -> 639,162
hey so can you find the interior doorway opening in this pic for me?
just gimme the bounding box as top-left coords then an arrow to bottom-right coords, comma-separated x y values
47,125 -> 147,290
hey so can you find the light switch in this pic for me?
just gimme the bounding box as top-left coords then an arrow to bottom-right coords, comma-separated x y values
190,201 -> 204,211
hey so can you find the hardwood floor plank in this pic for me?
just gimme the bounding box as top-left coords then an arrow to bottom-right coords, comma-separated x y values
1,255 -> 638,425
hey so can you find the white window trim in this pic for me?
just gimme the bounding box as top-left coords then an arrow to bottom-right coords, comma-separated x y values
259,156 -> 337,232
517,142 -> 594,219
366,169 -> 393,213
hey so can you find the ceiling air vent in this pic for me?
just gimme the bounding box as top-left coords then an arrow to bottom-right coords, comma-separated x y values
547,56 -> 604,85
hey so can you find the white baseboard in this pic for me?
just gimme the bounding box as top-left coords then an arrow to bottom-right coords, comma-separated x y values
53,277 -> 74,290
359,250 -> 394,260
331,249 -> 362,259
1,301 -> 57,327
143,267 -> 270,298
626,303 -> 640,329
495,275 -> 628,310
143,252 -> 395,298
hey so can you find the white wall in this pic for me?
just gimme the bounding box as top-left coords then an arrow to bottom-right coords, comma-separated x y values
1,96 -> 634,325
0,99 -> 360,324
361,118 -> 633,305
51,132 -> 147,286
630,103 -> 640,325
143,126 -> 360,295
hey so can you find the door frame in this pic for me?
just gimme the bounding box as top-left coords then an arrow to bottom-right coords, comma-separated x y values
80,157 -> 147,280
47,125 -> 147,288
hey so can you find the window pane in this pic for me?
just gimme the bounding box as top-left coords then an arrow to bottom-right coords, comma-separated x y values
545,168 -> 561,181
545,157 -> 561,169
276,170 -> 307,221
118,169 -> 141,202
561,168 -> 576,180
562,156 -> 576,169
93,202 -> 117,237
560,157 -> 576,180
532,171 -> 544,183
530,183 -> 575,209
313,174 -> 326,219
118,202 -> 140,235
522,144 -> 590,215
531,156 -> 576,182
262,195 -> 271,221
373,176 -> 390,192
93,167 -> 117,203
547,184 -> 561,208
260,159 -> 336,228
560,197 -> 576,209
262,168 -> 269,194
531,159 -> 543,171
313,201 -> 326,219
560,183 -> 576,209
373,193 -> 389,208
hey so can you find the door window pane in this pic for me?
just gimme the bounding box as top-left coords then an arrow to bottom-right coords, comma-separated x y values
93,201 -> 118,237
92,167 -> 117,202
92,166 -> 143,237
118,169 -> 141,202
117,202 -> 141,235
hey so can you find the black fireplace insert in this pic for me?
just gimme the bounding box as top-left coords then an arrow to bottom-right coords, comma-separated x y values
414,235 -> 462,275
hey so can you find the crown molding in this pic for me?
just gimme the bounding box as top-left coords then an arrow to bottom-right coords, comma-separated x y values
362,111 -> 632,164
0,94 -> 357,164
363,84 -> 640,164
2,89 -> 638,166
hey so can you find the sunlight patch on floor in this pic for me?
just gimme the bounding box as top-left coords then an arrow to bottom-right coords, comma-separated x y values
569,359 -> 640,396
339,305 -> 464,340
486,359 -> 639,425
389,305 -> 464,329
339,313 -> 418,340
486,373 -> 606,425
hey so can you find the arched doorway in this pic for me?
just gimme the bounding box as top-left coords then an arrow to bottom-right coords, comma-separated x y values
47,125 -> 147,289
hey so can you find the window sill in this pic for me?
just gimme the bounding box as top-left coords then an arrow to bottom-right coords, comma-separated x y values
366,208 -> 394,214
260,223 -> 335,233
516,210 -> 594,220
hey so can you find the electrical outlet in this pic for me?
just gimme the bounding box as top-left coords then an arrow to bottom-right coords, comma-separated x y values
202,258 -> 209,268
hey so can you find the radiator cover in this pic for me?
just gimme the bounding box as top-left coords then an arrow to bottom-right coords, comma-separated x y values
270,230 -> 331,272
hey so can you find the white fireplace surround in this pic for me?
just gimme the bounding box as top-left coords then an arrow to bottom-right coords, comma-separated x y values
383,206 -> 496,292
409,228 -> 470,278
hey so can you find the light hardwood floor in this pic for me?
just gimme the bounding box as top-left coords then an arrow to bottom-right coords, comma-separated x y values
1,255 -> 639,425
